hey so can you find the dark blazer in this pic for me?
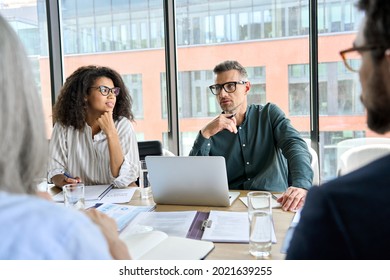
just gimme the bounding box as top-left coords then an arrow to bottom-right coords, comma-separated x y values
286,154 -> 390,259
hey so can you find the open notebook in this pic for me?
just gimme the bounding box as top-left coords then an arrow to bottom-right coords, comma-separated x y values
121,231 -> 214,260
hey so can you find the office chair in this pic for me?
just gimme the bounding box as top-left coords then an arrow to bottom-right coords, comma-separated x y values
336,137 -> 390,172
137,140 -> 163,160
308,146 -> 320,186
302,139 -> 320,186
337,144 -> 390,176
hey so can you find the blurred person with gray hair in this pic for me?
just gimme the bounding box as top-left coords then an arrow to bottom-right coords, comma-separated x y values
0,14 -> 130,260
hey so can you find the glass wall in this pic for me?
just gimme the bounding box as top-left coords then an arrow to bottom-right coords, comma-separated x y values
56,0 -> 168,143
317,0 -> 367,182
0,0 -> 52,137
176,0 -> 310,163
5,0 -> 389,183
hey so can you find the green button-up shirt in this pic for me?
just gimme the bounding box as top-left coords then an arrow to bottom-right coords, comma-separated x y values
189,103 -> 313,192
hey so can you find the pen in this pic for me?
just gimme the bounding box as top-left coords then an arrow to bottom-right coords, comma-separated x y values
227,112 -> 237,119
272,194 -> 279,201
98,184 -> 114,200
63,172 -> 75,179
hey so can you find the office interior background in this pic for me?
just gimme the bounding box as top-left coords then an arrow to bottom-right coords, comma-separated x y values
2,0 -> 389,183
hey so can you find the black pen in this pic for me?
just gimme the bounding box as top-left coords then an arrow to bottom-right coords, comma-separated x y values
98,184 -> 114,200
272,194 -> 279,201
227,112 -> 237,119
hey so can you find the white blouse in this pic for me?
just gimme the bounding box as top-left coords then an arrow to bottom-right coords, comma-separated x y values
48,117 -> 139,188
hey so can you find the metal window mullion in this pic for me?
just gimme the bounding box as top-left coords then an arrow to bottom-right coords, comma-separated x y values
163,0 -> 180,155
46,0 -> 64,106
309,0 -> 320,164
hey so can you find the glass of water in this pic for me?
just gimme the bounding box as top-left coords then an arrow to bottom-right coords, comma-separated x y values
247,191 -> 272,258
139,160 -> 152,199
63,183 -> 85,210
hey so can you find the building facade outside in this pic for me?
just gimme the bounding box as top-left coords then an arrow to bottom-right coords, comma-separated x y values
2,0 -> 388,182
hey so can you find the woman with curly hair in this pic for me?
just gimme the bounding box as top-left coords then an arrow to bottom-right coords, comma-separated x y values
48,65 -> 139,188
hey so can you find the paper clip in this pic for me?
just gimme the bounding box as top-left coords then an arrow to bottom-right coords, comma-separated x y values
201,219 -> 212,231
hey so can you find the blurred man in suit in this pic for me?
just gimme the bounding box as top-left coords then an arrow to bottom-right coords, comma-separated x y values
287,0 -> 390,259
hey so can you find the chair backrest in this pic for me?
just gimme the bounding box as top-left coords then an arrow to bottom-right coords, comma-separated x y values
162,148 -> 175,156
308,146 -> 320,186
336,137 -> 390,171
303,139 -> 320,186
338,144 -> 390,176
138,140 -> 163,160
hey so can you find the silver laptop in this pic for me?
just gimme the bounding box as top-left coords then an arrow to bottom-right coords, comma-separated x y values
145,156 -> 240,207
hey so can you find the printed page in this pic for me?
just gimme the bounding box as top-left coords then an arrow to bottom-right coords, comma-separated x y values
201,211 -> 277,243
52,185 -> 135,203
52,185 -> 111,202
94,203 -> 155,231
100,187 -> 137,203
124,211 -> 197,238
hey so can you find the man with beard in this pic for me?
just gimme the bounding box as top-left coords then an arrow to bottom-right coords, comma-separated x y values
286,0 -> 390,259
189,60 -> 313,212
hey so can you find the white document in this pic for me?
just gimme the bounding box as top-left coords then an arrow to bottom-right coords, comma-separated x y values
52,185 -> 136,204
123,211 -> 197,238
239,194 -> 281,208
94,203 -> 155,231
201,211 -> 277,243
121,230 -> 214,260
100,187 -> 136,203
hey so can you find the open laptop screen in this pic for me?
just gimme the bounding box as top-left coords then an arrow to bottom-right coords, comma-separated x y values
145,156 -> 239,207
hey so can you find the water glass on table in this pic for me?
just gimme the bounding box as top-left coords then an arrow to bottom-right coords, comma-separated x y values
33,177 -> 48,192
247,191 -> 272,258
63,183 -> 85,210
139,160 -> 152,199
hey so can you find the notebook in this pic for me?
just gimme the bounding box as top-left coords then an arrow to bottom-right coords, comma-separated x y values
121,230 -> 214,260
145,156 -> 240,207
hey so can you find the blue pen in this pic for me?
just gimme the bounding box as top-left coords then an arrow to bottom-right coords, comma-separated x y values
63,172 -> 75,179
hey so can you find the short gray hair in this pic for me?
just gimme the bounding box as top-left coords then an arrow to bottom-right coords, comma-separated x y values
213,60 -> 248,78
0,15 -> 47,194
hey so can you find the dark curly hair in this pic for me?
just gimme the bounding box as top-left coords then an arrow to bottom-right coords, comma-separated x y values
53,65 -> 134,129
358,0 -> 390,62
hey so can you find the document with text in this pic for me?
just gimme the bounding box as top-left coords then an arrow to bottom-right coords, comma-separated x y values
201,211 -> 277,243
123,211 -> 197,238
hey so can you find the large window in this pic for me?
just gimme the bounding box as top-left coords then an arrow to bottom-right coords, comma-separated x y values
7,0 -> 389,183
57,0 -> 168,144
0,1 -> 52,137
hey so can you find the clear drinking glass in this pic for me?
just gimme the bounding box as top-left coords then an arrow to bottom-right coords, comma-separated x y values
33,177 -> 48,192
139,160 -> 152,199
247,191 -> 272,258
63,183 -> 85,210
